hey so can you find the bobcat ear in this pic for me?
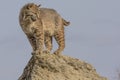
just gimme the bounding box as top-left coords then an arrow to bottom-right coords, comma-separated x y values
27,3 -> 34,9
37,4 -> 41,7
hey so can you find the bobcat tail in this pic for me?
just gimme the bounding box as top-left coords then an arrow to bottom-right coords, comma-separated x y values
62,19 -> 70,26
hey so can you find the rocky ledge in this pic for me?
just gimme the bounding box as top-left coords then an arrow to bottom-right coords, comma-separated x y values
18,52 -> 107,80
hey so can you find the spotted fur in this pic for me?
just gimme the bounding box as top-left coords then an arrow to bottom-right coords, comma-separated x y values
19,3 -> 70,55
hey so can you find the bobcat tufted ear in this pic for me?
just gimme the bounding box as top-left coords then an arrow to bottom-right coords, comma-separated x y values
37,4 -> 41,7
27,3 -> 34,9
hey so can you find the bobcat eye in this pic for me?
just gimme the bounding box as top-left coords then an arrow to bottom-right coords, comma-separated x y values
31,15 -> 37,21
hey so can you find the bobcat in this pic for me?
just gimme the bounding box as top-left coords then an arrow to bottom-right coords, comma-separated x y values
19,3 -> 70,55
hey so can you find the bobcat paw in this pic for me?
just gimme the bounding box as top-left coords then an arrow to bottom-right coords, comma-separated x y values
31,50 -> 42,55
43,50 -> 50,54
54,51 -> 61,55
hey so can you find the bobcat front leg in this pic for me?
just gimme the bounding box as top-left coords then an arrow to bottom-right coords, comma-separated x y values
27,35 -> 37,51
33,27 -> 44,55
44,35 -> 52,53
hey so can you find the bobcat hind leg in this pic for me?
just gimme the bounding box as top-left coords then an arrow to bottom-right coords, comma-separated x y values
54,28 -> 65,55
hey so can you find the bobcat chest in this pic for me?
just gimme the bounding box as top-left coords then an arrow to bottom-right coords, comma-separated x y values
23,22 -> 37,35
